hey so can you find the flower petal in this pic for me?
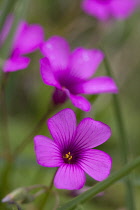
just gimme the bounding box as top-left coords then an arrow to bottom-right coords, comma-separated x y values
40,57 -> 61,88
13,21 -> 44,54
69,48 -> 104,80
3,56 -> 30,72
79,149 -> 112,181
73,118 -> 111,150
54,164 -> 86,190
70,93 -> 91,112
110,0 -> 137,19
48,109 -> 76,150
81,0 -> 110,21
40,36 -> 70,71
34,135 -> 63,167
72,76 -> 118,94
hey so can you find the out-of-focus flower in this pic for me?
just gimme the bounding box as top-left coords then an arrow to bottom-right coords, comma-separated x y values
34,108 -> 112,190
0,14 -> 14,47
0,16 -> 44,72
81,0 -> 138,21
40,36 -> 118,111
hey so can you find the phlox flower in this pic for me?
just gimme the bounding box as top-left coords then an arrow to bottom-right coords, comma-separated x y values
0,16 -> 44,72
34,108 -> 112,190
81,0 -> 138,21
40,36 -> 118,111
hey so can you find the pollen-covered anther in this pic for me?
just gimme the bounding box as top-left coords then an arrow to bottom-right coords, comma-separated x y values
63,152 -> 73,161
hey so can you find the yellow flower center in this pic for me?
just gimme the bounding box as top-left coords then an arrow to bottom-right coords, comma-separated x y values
63,152 -> 72,161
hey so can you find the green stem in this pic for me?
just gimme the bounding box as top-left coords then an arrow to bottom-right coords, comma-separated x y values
0,0 -> 32,205
0,72 -> 9,93
0,162 -> 13,201
58,157 -> 140,210
38,170 -> 57,210
0,72 -> 12,160
103,53 -> 135,210
13,103 -> 60,158
0,0 -> 18,32
12,203 -> 22,210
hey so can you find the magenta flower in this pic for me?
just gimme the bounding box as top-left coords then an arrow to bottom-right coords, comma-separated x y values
81,0 -> 138,21
40,36 -> 118,111
1,17 -> 44,72
34,108 -> 112,190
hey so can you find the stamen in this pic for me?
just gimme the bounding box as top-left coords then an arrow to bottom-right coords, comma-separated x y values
63,152 -> 73,162
68,155 -> 72,161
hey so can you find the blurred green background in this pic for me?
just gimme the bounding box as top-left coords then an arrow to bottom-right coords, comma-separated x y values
0,0 -> 140,209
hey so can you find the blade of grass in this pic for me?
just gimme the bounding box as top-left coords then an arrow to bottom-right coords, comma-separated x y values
0,1 -> 31,208
58,156 -> 140,210
103,51 -> 135,210
0,0 -> 18,32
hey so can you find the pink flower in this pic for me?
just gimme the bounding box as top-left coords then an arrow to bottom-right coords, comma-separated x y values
0,16 -> 44,72
81,0 -> 138,21
34,108 -> 112,190
40,36 -> 118,111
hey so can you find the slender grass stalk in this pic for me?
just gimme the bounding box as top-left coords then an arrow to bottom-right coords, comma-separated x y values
0,0 -> 30,160
0,0 -> 28,162
0,161 -> 14,210
13,203 -> 22,210
103,53 -> 135,210
0,162 -> 13,198
38,170 -> 57,210
0,72 -> 9,94
0,72 -> 11,160
0,0 -> 18,31
0,0 -> 21,159
58,156 -> 140,210
13,103 -> 60,158
0,0 -> 31,206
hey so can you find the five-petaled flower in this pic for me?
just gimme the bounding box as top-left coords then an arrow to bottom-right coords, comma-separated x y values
0,16 -> 44,72
34,108 -> 112,190
81,0 -> 138,21
40,36 -> 118,111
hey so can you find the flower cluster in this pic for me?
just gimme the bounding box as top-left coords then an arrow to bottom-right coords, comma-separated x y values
0,0 -> 137,192
81,0 -> 138,21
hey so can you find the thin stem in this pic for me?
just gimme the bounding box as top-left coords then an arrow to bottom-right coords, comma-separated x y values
0,72 -> 9,94
0,162 -> 13,199
38,170 -> 57,210
33,184 -> 60,210
34,189 -> 47,198
13,103 -> 60,158
58,156 -> 140,210
0,0 -> 18,32
11,202 -> 22,210
0,72 -> 12,160
52,190 -> 60,210
26,184 -> 48,191
0,74 -> 12,207
103,53 -> 135,210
